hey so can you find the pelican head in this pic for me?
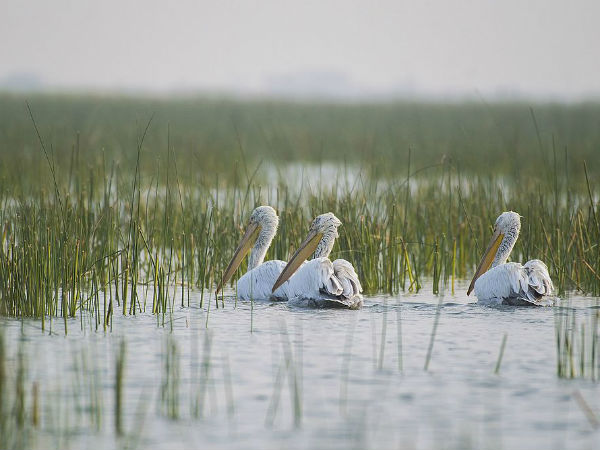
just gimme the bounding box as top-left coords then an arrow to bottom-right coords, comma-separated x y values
271,212 -> 342,292
467,211 -> 521,295
216,206 -> 278,294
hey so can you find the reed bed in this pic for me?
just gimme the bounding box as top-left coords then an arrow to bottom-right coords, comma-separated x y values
0,94 -> 599,323
1,166 -> 599,321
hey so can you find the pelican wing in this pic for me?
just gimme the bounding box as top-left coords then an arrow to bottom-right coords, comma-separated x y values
514,259 -> 554,305
283,258 -> 363,309
332,259 -> 362,298
282,258 -> 338,299
474,261 -> 554,306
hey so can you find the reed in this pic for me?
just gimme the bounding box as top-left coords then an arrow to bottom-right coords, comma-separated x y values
0,94 -> 598,325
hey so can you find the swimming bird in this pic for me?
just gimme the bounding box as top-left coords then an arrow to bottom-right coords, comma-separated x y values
216,206 -> 288,301
467,211 -> 554,306
271,213 -> 363,309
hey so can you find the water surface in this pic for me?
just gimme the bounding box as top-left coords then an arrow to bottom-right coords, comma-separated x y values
2,283 -> 599,450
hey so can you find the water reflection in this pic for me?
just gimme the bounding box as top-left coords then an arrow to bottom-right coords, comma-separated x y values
1,284 -> 599,450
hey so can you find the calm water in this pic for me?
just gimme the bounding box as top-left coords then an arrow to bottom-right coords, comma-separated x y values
2,282 -> 599,450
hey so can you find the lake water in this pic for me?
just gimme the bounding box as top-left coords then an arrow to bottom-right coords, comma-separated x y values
1,281 -> 599,450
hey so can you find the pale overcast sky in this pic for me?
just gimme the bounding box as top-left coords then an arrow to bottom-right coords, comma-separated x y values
1,0 -> 599,99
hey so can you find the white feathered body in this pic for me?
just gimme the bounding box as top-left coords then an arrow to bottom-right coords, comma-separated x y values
280,257 -> 363,309
473,260 -> 554,306
236,260 -> 287,301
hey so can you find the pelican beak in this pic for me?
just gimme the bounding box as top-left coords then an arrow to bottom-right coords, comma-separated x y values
216,222 -> 261,294
467,229 -> 504,295
272,229 -> 323,293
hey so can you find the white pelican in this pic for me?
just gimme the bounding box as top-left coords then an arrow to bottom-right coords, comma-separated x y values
271,213 -> 363,309
216,206 -> 288,301
467,211 -> 554,306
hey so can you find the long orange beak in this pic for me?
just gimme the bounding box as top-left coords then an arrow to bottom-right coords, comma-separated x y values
271,229 -> 323,292
467,229 -> 504,295
216,222 -> 261,294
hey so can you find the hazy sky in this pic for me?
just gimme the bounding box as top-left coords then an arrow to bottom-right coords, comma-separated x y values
1,0 -> 599,98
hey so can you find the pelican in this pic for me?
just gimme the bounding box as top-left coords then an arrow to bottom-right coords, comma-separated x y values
271,213 -> 363,309
467,211 -> 554,306
216,206 -> 289,301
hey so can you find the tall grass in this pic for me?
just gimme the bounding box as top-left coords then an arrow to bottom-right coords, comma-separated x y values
0,94 -> 599,323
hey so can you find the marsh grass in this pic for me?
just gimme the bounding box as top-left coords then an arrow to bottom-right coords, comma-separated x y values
0,96 -> 599,324
0,94 -> 600,384
0,326 -> 239,449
